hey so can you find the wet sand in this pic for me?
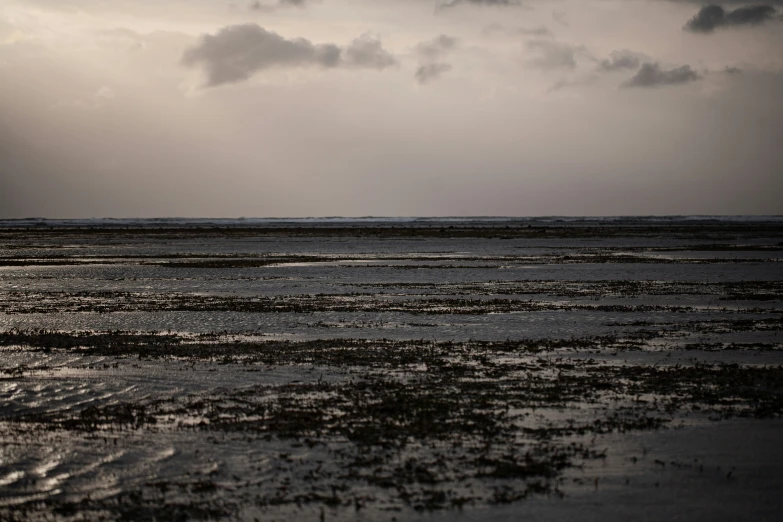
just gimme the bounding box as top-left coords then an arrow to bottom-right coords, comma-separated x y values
1,218 -> 781,521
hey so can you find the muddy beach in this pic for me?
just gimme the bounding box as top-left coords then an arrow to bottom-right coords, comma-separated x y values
1,218 -> 782,521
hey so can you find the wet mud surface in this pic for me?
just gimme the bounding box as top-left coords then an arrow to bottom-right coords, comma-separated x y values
1,220 -> 782,521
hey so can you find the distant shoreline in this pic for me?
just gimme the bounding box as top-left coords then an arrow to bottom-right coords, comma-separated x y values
2,216 -> 783,233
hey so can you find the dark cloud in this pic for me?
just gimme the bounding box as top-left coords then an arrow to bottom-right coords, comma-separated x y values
685,4 -> 779,33
182,25 -> 395,87
624,63 -> 701,88
598,50 -> 643,72
415,62 -> 453,84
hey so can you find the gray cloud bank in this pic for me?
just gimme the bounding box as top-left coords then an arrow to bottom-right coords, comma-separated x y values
685,4 -> 779,33
625,63 -> 701,87
182,24 -> 395,87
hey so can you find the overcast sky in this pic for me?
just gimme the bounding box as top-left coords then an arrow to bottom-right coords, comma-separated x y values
1,0 -> 781,217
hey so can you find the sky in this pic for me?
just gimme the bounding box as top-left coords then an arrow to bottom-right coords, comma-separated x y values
0,0 -> 781,217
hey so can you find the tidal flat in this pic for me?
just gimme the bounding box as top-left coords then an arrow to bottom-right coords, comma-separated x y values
0,218 -> 782,521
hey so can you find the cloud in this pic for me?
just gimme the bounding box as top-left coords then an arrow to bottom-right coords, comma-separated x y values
515,26 -> 552,37
415,62 -> 453,84
624,63 -> 701,87
552,9 -> 570,28
415,35 -> 458,60
482,23 -> 553,38
685,4 -> 779,33
598,50 -> 644,72
413,35 -> 458,84
249,0 -> 308,11
182,24 -> 395,87
546,75 -> 599,93
438,0 -> 520,8
436,0 -> 528,11
344,34 -> 397,69
527,40 -> 587,69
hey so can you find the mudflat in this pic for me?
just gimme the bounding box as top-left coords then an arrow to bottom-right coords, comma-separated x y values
1,218 -> 781,521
